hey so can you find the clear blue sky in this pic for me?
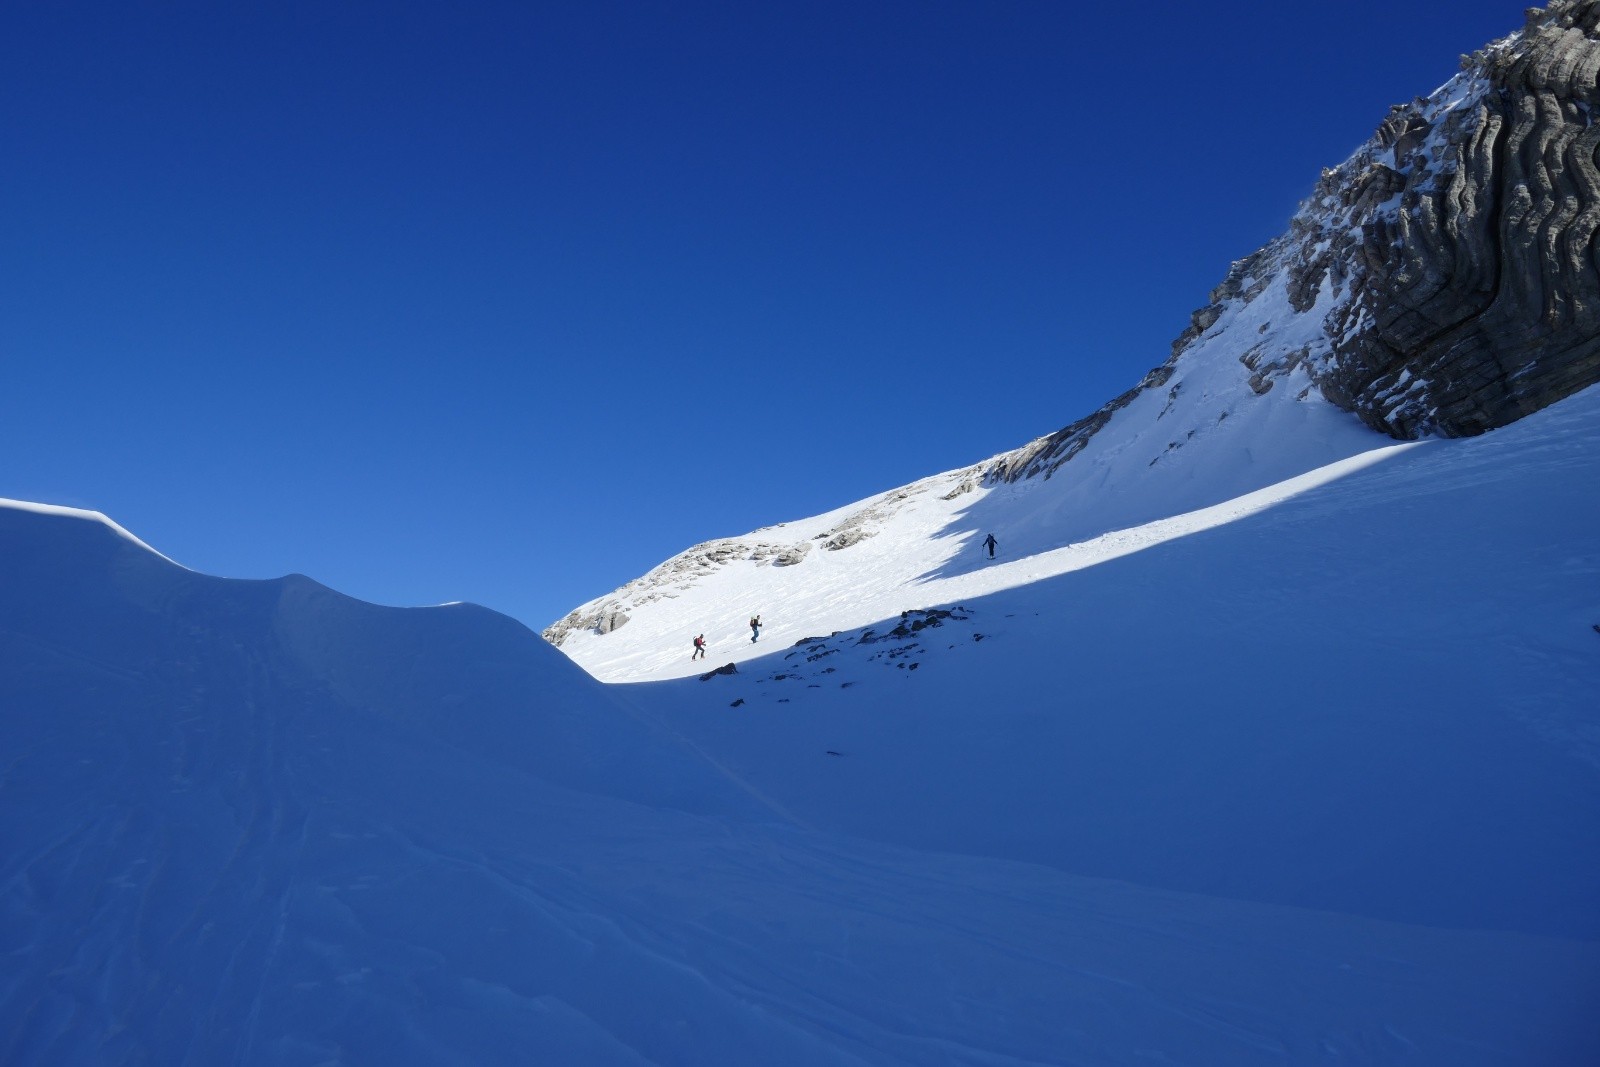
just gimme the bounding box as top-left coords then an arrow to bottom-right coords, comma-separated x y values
3,1 -> 1520,630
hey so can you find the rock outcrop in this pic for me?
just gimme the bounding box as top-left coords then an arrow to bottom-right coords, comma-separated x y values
540,462 -> 991,647
988,1 -> 1600,486
1302,0 -> 1600,437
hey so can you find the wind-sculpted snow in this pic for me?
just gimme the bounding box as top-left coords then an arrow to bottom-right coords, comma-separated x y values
0,502 -> 751,816
11,6 -> 1600,1059
9,494 -> 1598,1062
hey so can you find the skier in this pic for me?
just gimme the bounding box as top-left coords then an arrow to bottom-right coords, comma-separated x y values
750,615 -> 762,643
692,634 -> 707,660
981,533 -> 998,559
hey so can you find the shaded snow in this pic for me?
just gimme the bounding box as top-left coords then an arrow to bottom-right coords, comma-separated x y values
4,386 -> 1599,1063
621,387 -> 1600,944
8,21 -> 1598,1059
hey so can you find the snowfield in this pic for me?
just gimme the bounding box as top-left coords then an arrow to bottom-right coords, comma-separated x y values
3,384 -> 1598,1064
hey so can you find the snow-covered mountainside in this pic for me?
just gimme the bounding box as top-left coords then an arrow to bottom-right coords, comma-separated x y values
6,6 -> 1599,1062
543,245 -> 1391,675
547,3 -> 1600,673
621,385 -> 1600,942
4,388 -> 1598,1064
546,339 -> 1381,680
1167,1 -> 1600,441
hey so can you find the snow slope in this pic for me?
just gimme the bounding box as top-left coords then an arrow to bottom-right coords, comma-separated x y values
542,32 -> 1551,684
553,397 -> 1392,684
547,206 -> 1388,681
617,384 -> 1600,945
4,406 -> 1598,1064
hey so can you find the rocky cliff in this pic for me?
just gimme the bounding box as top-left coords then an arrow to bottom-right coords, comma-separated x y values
1308,0 -> 1600,437
995,1 -> 1600,485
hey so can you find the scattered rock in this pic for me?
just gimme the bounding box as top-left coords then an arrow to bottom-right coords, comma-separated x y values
542,600 -> 631,646
773,543 -> 812,567
940,467 -> 985,500
861,607 -> 972,643
698,663 -> 737,681
822,529 -> 871,551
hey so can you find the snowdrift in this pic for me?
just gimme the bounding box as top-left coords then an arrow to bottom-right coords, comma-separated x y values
4,392 -> 1599,1063
0,500 -> 753,815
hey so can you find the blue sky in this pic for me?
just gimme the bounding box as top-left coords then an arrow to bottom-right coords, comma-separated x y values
3,1 -> 1520,630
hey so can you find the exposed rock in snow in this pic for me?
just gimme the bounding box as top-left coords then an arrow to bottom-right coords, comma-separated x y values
549,5 -> 1600,669
544,537 -> 806,645
1215,0 -> 1600,438
987,1 -> 1600,486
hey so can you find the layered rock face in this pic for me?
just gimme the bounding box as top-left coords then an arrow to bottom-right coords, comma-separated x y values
1000,2 -> 1600,486
1307,0 -> 1600,437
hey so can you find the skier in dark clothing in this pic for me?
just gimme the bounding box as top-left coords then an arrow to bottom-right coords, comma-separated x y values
750,615 -> 762,643
692,634 -> 707,660
982,533 -> 998,559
